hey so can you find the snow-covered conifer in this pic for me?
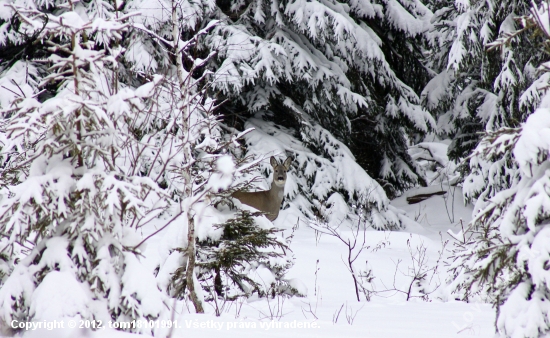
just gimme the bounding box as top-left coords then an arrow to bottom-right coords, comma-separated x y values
0,0 -> 296,320
207,0 -> 436,196
127,0 -> 437,197
449,4 -> 550,336
0,1 -> 169,332
424,0 -> 545,164
122,0 -> 420,225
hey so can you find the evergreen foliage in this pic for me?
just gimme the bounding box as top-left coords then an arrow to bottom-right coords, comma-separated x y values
9,0 -> 550,333
0,1 -> 168,331
125,0 -> 412,217
448,4 -> 550,336
205,0 -> 436,196
424,0 -> 546,165
195,210 -> 294,299
124,0 -> 439,197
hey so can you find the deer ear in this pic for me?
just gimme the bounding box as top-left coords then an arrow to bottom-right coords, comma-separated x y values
283,156 -> 292,170
270,156 -> 278,167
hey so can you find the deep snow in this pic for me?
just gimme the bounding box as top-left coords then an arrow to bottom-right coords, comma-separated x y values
17,186 -> 496,338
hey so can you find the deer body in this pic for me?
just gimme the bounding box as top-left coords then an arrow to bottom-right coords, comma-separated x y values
232,156 -> 292,221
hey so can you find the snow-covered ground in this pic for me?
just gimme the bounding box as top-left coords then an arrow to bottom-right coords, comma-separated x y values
168,185 -> 494,338
13,134 -> 497,338
19,186 -> 496,338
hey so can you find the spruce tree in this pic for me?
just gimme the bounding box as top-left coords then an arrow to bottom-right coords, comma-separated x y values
194,210 -> 293,299
0,1 -> 168,331
123,0 -> 418,225
424,0 -> 545,165
449,3 -> 550,336
207,0 -> 436,196
126,0 -> 439,197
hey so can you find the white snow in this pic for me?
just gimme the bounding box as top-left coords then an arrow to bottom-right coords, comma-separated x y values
30,271 -> 92,321
89,136 -> 496,338
0,0 -> 515,336
514,108 -> 550,176
142,187 -> 495,338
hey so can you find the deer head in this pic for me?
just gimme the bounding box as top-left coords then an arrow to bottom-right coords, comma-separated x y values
271,156 -> 292,188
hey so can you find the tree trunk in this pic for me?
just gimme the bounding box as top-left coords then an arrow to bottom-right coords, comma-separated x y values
172,1 -> 204,314
186,214 -> 204,313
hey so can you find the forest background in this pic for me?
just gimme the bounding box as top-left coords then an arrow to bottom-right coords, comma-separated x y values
1,0 -> 550,337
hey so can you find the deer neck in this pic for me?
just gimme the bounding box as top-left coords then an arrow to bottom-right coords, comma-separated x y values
270,180 -> 285,203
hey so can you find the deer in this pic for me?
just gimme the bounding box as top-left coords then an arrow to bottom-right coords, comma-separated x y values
232,156 -> 292,221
